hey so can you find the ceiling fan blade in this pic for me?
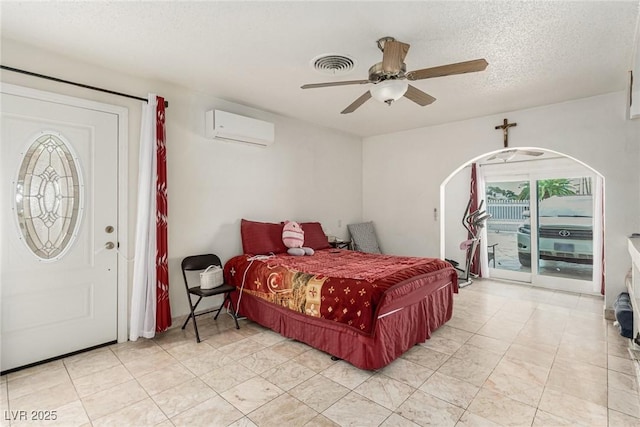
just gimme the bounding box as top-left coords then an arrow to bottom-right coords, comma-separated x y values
486,149 -> 516,161
382,40 -> 410,74
519,149 -> 544,157
486,149 -> 544,161
301,80 -> 370,89
406,58 -> 488,81
404,84 -> 436,106
341,91 -> 372,114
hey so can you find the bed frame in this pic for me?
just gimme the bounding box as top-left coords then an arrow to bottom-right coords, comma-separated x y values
231,268 -> 457,370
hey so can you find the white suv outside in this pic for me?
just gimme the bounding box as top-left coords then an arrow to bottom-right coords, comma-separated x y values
516,195 -> 593,267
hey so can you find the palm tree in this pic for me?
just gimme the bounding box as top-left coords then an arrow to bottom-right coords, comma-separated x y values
518,179 -> 576,201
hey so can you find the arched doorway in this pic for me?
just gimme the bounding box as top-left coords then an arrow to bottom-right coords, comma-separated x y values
440,147 -> 604,295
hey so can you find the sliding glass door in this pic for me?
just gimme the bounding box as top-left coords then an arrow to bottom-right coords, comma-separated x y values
484,170 -> 600,293
532,177 -> 596,291
485,178 -> 531,282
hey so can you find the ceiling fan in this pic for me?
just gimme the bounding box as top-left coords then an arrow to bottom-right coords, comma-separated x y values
486,149 -> 544,162
301,36 -> 488,114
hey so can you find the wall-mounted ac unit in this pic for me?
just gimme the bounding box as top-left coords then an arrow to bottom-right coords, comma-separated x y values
205,110 -> 275,147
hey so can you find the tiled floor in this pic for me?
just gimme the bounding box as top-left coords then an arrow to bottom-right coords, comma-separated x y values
2,279 -> 640,426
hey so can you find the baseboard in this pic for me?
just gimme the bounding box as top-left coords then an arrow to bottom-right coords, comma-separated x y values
604,308 -> 615,321
629,346 -> 640,392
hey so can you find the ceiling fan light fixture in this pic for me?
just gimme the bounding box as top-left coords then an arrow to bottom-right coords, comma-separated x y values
301,36 -> 488,113
370,79 -> 408,105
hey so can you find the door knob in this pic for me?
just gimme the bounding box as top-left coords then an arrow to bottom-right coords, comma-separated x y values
105,242 -> 115,250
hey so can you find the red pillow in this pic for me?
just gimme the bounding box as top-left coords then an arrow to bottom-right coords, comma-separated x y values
300,222 -> 331,250
240,219 -> 287,255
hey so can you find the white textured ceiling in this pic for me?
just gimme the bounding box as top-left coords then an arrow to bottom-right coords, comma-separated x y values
1,1 -> 639,137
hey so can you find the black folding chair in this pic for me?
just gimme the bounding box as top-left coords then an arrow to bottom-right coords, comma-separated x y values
181,254 -> 239,342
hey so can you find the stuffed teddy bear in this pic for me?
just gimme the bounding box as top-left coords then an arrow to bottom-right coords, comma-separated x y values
282,220 -> 314,256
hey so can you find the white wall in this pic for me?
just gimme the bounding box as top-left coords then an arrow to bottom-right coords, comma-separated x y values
166,96 -> 362,315
444,165 -> 470,267
363,92 -> 640,309
1,39 -> 363,320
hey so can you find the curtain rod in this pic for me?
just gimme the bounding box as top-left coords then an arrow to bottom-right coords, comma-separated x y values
1,65 -> 168,108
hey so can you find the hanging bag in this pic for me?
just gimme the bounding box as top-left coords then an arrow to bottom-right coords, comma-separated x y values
200,265 -> 224,289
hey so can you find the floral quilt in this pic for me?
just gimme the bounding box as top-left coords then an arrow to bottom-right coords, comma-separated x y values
223,249 -> 453,334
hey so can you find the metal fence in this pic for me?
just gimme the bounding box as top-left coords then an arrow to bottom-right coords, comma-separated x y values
486,200 -> 529,231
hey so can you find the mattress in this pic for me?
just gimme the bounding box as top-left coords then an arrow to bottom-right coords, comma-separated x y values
223,248 -> 454,335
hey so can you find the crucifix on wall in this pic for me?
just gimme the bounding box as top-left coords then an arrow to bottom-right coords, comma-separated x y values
494,118 -> 517,148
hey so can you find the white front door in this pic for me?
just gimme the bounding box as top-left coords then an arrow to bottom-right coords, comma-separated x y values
1,86 -> 120,372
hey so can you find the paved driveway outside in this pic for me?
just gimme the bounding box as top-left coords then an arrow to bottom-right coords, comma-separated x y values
486,231 -> 592,281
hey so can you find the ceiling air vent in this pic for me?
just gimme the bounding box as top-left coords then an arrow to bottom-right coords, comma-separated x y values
311,54 -> 356,75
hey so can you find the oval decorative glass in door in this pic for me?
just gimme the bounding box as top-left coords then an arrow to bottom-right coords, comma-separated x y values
15,132 -> 83,260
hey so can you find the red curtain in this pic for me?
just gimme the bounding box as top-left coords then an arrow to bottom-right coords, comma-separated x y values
469,163 -> 481,277
155,97 -> 171,332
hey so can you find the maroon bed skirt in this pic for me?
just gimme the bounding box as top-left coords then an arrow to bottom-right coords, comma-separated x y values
231,272 -> 457,370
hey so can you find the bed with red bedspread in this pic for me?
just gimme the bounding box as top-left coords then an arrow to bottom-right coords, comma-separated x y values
222,219 -> 458,370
